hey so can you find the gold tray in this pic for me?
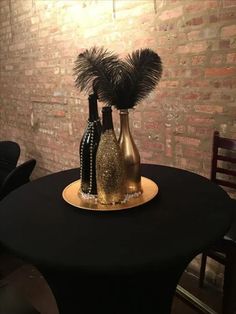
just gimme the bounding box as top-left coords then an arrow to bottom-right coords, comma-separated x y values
62,177 -> 158,211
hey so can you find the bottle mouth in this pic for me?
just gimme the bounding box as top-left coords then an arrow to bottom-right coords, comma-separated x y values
89,93 -> 97,101
119,109 -> 129,114
102,106 -> 112,113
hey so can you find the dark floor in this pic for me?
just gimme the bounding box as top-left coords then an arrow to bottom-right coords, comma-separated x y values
0,252 -> 222,314
173,269 -> 222,314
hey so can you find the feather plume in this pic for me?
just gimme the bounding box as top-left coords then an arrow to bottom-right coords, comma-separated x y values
74,47 -> 162,109
74,46 -> 122,106
114,48 -> 162,109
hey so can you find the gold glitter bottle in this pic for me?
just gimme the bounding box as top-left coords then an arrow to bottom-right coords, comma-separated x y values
96,106 -> 125,205
118,109 -> 142,195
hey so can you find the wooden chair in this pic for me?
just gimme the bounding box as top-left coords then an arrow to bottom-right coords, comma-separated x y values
0,141 -> 20,185
199,131 -> 236,314
0,159 -> 36,201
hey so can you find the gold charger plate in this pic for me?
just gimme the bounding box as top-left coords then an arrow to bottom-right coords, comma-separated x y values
62,176 -> 158,211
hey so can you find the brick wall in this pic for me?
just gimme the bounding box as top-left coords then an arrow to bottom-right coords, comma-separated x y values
0,0 -> 235,289
0,0 -> 235,178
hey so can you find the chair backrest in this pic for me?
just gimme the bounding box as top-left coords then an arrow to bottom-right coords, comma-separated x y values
0,282 -> 39,314
0,141 -> 20,171
211,131 -> 236,190
0,159 -> 36,201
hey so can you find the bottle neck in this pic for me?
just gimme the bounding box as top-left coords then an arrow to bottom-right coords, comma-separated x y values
88,94 -> 99,122
119,109 -> 130,134
102,106 -> 113,131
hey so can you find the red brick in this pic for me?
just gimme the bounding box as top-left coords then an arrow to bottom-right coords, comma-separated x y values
141,141 -> 164,152
219,40 -> 230,49
187,30 -> 201,41
206,0 -> 219,9
175,136 -> 201,147
182,80 -> 209,88
158,23 -> 175,31
223,0 -> 236,7
177,45 -> 190,54
159,6 -> 183,20
143,111 -> 163,122
194,105 -> 223,114
220,11 -> 236,22
210,54 -> 223,65
185,2 -> 203,13
143,122 -> 161,130
159,80 -> 179,88
186,17 -> 203,26
185,0 -> 218,12
187,125 -> 213,139
226,52 -> 236,63
191,42 -> 208,53
221,25 -> 236,37
35,61 -> 47,68
53,110 -> 66,117
183,92 -> 200,100
222,79 -> 236,88
177,42 -> 208,54
179,56 -> 190,66
175,125 -> 186,134
187,115 -> 215,127
25,69 -> 33,75
209,15 -> 218,23
184,146 -> 205,159
192,55 -> 207,65
205,67 -> 236,77
140,150 -> 153,160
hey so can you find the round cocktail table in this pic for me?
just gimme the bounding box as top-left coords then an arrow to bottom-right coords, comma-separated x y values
0,164 -> 233,314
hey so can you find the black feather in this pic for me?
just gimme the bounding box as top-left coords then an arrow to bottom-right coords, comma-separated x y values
73,47 -> 163,109
73,46 -> 122,106
114,48 -> 163,109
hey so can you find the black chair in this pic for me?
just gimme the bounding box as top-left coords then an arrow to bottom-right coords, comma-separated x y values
199,131 -> 236,314
0,159 -> 36,201
0,281 -> 39,314
0,141 -> 20,185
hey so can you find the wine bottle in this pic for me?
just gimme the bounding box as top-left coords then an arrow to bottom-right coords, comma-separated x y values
96,106 -> 125,205
118,109 -> 142,195
80,94 -> 102,196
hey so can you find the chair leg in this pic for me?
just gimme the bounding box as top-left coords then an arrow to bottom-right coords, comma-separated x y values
222,252 -> 236,314
199,253 -> 207,288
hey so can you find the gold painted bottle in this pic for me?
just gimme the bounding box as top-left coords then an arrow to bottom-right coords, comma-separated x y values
96,106 -> 125,205
118,109 -> 142,194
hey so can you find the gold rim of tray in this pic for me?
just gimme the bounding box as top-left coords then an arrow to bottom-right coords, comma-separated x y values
62,177 -> 158,211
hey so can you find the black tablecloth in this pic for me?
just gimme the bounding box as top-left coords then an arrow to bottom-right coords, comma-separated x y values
0,164 -> 233,314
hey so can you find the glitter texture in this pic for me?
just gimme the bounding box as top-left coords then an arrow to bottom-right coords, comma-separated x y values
96,129 -> 125,205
